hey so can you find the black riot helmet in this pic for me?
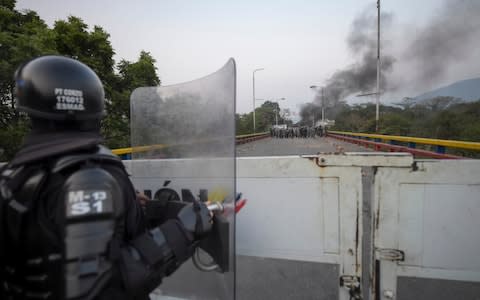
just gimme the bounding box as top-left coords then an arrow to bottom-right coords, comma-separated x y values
14,55 -> 106,123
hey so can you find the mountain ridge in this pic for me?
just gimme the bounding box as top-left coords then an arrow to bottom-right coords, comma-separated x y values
414,77 -> 480,103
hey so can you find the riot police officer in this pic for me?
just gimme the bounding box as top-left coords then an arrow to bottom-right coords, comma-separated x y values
0,55 -> 212,299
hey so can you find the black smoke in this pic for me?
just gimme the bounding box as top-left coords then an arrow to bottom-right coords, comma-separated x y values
322,9 -> 395,104
301,0 -> 480,124
304,6 -> 395,120
405,0 -> 480,87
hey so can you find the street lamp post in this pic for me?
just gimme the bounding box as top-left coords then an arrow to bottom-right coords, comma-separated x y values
252,68 -> 264,133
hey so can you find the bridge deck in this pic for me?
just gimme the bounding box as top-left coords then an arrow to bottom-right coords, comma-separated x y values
237,137 -> 372,156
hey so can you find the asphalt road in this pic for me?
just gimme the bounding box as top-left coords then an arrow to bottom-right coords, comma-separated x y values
237,136 -> 372,156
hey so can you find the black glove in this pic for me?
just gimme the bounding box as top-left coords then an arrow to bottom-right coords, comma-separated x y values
177,201 -> 212,239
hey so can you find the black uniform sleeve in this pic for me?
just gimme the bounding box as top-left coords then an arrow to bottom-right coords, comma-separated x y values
103,165 -> 197,298
0,181 -> 5,300
101,164 -> 147,239
119,219 -> 195,298
123,185 -> 147,239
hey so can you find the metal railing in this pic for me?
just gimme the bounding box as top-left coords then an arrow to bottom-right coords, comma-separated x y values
112,132 -> 270,159
328,130 -> 480,159
235,132 -> 270,144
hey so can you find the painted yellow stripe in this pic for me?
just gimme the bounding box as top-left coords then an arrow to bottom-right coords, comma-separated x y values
236,132 -> 269,139
111,147 -> 131,155
112,144 -> 167,155
329,131 -> 480,151
112,132 -> 270,156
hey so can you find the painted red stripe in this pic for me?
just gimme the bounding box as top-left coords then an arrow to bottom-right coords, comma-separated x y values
327,133 -> 463,159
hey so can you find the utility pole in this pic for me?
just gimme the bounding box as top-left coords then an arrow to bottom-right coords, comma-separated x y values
252,68 -> 264,134
355,1 -> 381,133
376,0 -> 381,132
253,71 -> 256,133
321,87 -> 325,123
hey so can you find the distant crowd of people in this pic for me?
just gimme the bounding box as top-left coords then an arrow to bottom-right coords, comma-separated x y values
270,126 -> 325,138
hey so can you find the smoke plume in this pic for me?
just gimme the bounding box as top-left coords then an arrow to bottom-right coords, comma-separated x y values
307,6 -> 395,115
405,0 -> 480,88
324,10 -> 394,105
302,0 -> 480,122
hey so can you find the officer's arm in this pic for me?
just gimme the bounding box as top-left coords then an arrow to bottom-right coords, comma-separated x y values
119,201 -> 211,297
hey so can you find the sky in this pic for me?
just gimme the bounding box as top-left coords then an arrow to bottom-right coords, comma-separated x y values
15,0 -> 479,119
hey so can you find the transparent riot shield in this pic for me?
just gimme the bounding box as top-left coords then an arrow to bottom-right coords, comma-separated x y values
130,59 -> 236,300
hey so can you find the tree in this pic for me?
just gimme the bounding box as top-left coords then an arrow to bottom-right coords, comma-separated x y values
236,113 -> 253,135
380,113 -> 411,136
117,51 -> 160,91
0,2 -> 57,161
0,2 -> 162,159
431,110 -> 462,139
256,101 -> 279,129
52,17 -> 115,83
102,51 -> 160,148
423,96 -> 462,111
1,0 -> 16,10
235,101 -> 290,135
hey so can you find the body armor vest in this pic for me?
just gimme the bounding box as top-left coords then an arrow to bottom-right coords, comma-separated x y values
0,146 -> 127,299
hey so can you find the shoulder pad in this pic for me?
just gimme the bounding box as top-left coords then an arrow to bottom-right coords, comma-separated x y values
62,167 -> 124,219
51,145 -> 123,173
